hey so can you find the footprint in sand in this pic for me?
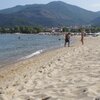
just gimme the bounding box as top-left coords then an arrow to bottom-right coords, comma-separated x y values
42,96 -> 51,100
15,95 -> 33,100
27,88 -> 34,92
0,88 -> 4,94
0,95 -> 5,100
94,97 -> 100,100
73,88 -> 88,98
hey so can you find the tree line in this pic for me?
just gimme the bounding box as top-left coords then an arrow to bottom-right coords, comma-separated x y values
0,26 -> 100,34
62,26 -> 100,33
0,26 -> 45,34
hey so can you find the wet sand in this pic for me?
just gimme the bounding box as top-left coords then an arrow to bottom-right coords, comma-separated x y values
0,36 -> 100,100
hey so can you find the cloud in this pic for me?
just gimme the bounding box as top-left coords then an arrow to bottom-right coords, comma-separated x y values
91,3 -> 100,7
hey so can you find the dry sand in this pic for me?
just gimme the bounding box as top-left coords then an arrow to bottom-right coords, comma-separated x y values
0,36 -> 100,100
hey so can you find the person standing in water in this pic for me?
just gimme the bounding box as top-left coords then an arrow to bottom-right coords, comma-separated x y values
64,32 -> 70,47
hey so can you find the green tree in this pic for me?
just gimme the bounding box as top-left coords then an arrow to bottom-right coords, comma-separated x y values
62,27 -> 69,32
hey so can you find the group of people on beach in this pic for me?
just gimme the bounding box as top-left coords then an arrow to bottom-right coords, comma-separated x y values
64,29 -> 85,47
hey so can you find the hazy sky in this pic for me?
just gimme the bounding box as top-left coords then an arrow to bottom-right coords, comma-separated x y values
0,0 -> 100,12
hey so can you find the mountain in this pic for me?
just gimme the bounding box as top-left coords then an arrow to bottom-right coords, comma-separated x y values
0,1 -> 100,27
91,17 -> 100,26
0,5 -> 28,14
97,11 -> 100,14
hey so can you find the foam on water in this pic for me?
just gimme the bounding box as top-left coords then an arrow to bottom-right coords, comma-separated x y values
20,49 -> 43,60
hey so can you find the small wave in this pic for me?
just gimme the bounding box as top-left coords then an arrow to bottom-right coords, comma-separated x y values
15,33 -> 21,34
20,49 -> 43,60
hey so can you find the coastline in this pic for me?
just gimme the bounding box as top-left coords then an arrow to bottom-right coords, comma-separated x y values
0,43 -> 63,68
0,34 -> 64,68
0,36 -> 100,100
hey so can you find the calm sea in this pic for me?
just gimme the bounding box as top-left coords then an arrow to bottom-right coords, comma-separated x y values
0,34 -> 65,67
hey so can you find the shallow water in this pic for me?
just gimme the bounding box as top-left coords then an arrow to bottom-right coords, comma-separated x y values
0,34 -> 64,67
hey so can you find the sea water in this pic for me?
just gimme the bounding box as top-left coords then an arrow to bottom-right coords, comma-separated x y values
0,34 -> 65,67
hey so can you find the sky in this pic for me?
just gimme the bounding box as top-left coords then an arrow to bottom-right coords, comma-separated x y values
0,0 -> 100,12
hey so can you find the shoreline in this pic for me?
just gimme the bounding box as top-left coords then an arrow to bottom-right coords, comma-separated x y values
0,36 -> 76,85
0,34 -> 64,68
0,35 -> 75,68
0,36 -> 100,100
0,35 -> 76,71
0,44 -> 63,68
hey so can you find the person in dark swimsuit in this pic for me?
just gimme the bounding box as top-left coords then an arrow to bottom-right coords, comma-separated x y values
64,32 -> 70,47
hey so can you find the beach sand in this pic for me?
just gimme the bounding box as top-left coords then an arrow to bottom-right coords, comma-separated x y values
0,36 -> 100,100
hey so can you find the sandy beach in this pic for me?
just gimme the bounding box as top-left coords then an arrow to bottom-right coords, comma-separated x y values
0,36 -> 100,100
